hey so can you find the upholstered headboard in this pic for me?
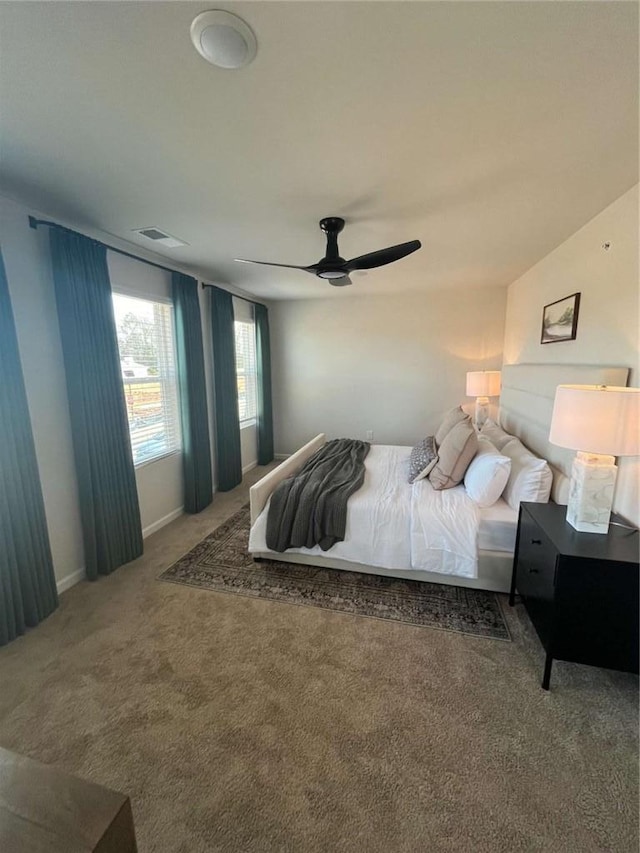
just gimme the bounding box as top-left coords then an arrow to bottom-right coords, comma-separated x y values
499,364 -> 630,505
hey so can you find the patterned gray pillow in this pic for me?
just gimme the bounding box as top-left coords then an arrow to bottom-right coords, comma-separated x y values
408,436 -> 438,484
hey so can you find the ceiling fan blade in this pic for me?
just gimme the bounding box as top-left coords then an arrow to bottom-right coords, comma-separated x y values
344,240 -> 421,272
234,258 -> 315,272
329,275 -> 353,287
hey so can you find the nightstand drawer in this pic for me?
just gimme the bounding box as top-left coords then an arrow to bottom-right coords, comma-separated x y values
555,559 -> 640,673
516,510 -> 557,600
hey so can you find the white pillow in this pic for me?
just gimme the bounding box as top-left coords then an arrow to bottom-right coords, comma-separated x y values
479,418 -> 514,451
501,438 -> 553,511
464,437 -> 512,508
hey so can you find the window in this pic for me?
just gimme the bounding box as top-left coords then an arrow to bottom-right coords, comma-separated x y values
234,319 -> 257,425
113,293 -> 181,466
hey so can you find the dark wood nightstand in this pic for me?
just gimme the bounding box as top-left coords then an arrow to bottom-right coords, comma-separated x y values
509,501 -> 639,690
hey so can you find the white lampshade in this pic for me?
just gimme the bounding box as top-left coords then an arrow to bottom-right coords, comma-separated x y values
466,371 -> 501,398
549,385 -> 640,456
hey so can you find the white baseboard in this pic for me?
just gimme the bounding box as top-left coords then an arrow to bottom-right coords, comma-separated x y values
56,566 -> 86,595
142,506 -> 184,539
274,453 -> 290,461
56,507 -> 183,594
242,461 -> 257,475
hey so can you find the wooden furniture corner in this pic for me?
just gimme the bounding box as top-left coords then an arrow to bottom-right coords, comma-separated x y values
0,746 -> 137,852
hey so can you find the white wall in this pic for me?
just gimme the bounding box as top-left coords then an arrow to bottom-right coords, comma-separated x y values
240,425 -> 258,472
270,288 -> 507,454
503,184 -> 639,524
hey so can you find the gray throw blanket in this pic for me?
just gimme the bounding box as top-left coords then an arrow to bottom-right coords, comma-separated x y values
266,438 -> 370,552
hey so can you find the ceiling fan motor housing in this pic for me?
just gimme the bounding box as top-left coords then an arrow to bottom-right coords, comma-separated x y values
319,216 -> 345,235
317,217 -> 347,277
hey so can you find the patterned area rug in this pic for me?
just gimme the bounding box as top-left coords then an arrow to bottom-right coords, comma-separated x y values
160,506 -> 510,640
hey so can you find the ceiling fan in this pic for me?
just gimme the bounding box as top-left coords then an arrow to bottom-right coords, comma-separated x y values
235,217 -> 421,286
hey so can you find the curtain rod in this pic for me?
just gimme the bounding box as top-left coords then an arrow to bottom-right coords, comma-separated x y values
199,280 -> 263,307
28,215 -> 263,307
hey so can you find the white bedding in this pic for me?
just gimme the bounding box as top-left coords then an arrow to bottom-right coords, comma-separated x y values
249,443 -> 512,579
410,479 -> 480,577
478,498 -> 518,553
249,445 -> 412,570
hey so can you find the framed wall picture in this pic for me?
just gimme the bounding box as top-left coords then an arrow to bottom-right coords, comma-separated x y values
540,292 -> 581,344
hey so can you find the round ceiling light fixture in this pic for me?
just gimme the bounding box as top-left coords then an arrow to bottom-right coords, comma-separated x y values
190,10 -> 257,69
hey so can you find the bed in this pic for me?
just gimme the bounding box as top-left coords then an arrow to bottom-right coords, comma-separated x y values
249,364 -> 630,593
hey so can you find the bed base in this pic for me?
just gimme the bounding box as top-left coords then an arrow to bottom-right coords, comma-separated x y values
250,549 -> 514,594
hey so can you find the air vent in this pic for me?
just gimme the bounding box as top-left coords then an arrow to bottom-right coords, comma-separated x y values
132,227 -> 188,248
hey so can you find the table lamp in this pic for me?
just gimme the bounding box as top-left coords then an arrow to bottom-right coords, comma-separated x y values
549,385 -> 640,533
466,371 -> 501,429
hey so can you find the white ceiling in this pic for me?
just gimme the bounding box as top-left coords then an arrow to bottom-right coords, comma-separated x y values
1,1 -> 638,301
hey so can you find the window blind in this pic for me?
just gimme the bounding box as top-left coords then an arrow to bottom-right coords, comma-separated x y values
113,293 -> 181,465
234,319 -> 257,424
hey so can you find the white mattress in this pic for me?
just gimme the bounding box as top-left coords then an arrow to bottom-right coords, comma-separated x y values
478,498 -> 519,553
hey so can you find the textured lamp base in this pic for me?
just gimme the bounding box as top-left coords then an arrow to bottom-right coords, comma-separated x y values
566,452 -> 617,534
474,397 -> 490,430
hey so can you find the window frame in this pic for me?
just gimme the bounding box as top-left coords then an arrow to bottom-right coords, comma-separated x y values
112,290 -> 182,468
234,316 -> 258,429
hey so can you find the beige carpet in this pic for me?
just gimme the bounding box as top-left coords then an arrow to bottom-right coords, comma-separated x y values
0,466 -> 637,853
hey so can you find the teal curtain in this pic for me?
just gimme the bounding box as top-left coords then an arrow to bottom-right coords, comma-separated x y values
49,230 -> 143,580
255,303 -> 274,465
172,273 -> 213,513
0,249 -> 58,645
210,286 -> 242,491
